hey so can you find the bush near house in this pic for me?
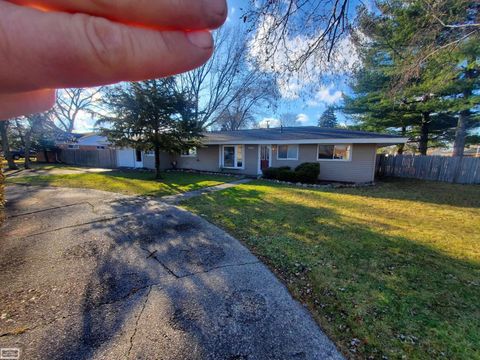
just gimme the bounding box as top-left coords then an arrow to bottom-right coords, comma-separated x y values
263,163 -> 320,184
294,162 -> 320,183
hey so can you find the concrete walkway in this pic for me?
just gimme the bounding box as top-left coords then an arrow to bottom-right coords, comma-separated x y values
161,178 -> 253,204
0,185 -> 342,360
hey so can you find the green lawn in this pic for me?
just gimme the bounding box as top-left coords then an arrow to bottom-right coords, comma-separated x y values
7,170 -> 235,197
182,179 -> 480,359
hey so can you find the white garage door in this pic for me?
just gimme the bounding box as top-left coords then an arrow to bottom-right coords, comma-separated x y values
117,148 -> 135,167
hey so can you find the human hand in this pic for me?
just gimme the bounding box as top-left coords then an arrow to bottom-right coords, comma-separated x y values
0,0 -> 227,119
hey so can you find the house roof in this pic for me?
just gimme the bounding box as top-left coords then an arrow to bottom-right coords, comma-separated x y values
203,126 -> 407,145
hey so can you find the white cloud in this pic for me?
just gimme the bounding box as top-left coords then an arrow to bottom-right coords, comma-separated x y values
258,117 -> 280,128
248,14 -> 360,99
73,110 -> 96,133
296,113 -> 309,124
307,85 -> 343,106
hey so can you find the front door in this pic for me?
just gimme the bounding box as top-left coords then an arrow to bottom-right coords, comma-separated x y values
260,145 -> 271,171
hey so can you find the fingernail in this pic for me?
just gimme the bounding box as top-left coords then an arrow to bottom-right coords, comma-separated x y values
208,0 -> 227,17
205,0 -> 227,28
187,31 -> 213,49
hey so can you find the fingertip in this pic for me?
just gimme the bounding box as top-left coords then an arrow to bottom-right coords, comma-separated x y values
186,31 -> 214,50
0,89 -> 56,120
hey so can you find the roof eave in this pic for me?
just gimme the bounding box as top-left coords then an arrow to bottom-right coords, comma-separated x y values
203,138 -> 408,145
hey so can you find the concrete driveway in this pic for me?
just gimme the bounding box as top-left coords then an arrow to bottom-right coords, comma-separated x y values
0,185 -> 342,360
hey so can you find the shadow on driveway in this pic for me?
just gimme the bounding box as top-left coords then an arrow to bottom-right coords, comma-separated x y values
0,185 -> 342,360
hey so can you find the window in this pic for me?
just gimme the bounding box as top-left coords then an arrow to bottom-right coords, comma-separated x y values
317,144 -> 352,161
181,147 -> 197,157
277,145 -> 298,160
96,146 -> 106,150
135,149 -> 142,162
68,145 -> 79,149
222,145 -> 244,169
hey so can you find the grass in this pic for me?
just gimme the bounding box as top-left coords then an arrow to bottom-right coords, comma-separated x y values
182,178 -> 480,359
7,170 -> 236,197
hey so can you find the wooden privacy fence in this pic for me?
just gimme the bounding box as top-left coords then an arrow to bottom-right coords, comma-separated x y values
59,149 -> 117,169
376,154 -> 480,184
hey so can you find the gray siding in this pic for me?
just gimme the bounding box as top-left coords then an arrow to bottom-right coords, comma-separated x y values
172,144 -> 260,176
174,145 -> 220,172
143,152 -> 172,170
244,145 -> 260,175
143,143 -> 377,182
271,144 -> 377,183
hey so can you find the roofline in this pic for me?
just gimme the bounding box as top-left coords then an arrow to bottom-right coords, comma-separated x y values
204,138 -> 408,145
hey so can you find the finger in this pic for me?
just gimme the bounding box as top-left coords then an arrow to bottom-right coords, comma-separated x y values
7,0 -> 227,30
0,2 -> 214,93
0,89 -> 56,120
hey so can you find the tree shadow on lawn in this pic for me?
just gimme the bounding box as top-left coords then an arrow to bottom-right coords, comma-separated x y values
184,187 -> 480,358
90,170 -> 232,196
7,170 -> 230,197
341,177 -> 480,209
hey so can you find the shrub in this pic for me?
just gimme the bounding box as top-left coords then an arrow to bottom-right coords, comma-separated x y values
262,166 -> 291,179
276,168 -> 299,182
262,163 -> 320,184
295,162 -> 320,183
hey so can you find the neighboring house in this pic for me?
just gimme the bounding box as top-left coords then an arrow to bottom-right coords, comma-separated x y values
58,133 -> 111,150
117,127 -> 406,183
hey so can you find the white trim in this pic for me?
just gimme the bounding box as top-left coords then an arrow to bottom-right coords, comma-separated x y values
257,145 -> 261,175
218,146 -> 222,168
221,145 -> 245,170
317,144 -> 352,162
276,144 -> 299,161
370,145 -> 378,182
258,145 -> 272,175
205,138 -> 408,145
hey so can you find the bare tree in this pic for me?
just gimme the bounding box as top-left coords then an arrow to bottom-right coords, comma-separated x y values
0,121 -> 17,170
245,0 -> 351,71
279,113 -> 298,127
53,88 -> 102,133
245,0 -> 478,80
214,75 -> 279,130
178,27 -> 273,129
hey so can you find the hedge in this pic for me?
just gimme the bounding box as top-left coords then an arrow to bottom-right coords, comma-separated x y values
262,162 -> 320,184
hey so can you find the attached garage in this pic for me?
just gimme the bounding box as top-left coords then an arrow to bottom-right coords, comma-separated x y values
117,148 -> 144,168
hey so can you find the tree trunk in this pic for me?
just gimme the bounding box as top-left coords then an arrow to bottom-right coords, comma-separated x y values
0,121 -> 18,170
24,128 -> 32,169
419,113 -> 430,156
452,111 -> 468,157
397,126 -> 406,154
42,148 -> 50,163
14,119 -> 26,148
154,144 -> 162,180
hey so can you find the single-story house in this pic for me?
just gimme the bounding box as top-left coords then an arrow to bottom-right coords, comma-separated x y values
59,127 -> 406,182
117,127 -> 407,183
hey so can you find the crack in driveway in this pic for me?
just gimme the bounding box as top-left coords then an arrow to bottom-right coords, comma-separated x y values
0,185 -> 343,360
